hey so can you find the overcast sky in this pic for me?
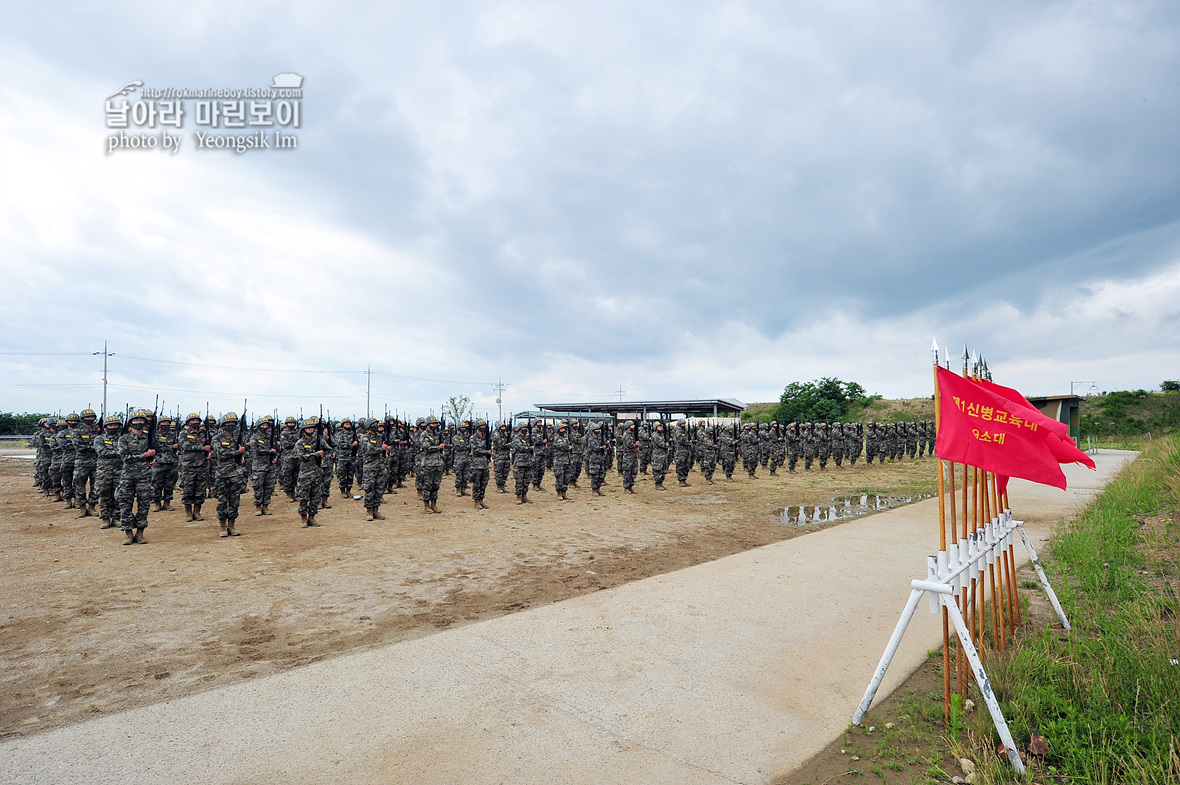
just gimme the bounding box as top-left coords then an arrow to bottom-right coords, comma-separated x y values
2,1 -> 1179,420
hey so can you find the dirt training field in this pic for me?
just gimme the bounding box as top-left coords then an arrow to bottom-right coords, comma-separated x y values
0,451 -> 936,738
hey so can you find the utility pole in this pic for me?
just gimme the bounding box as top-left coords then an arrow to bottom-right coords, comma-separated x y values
616,384 -> 625,402
492,378 -> 507,424
93,341 -> 114,417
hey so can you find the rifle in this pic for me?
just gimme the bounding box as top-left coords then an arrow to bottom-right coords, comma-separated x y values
269,409 -> 278,464
316,404 -> 325,466
236,399 -> 248,464
146,395 -> 159,451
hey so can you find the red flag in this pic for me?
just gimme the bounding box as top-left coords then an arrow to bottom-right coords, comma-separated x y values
935,367 -> 1068,489
976,377 -> 1096,470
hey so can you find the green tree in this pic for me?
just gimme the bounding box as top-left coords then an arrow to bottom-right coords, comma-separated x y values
441,395 -> 473,424
0,412 -> 51,435
1161,380 -> 1180,393
771,378 -> 869,423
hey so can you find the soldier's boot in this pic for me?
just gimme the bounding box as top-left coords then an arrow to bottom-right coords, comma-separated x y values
678,480 -> 687,487
521,490 -> 531,503
706,478 -> 714,485
100,518 -> 115,529
320,498 -> 331,509
496,483 -> 506,493
460,487 -> 468,496
365,507 -> 375,521
65,498 -> 75,509
152,500 -> 162,512
770,469 -> 777,476
255,504 -> 264,516
429,500 -> 439,513
193,503 -> 205,521
133,528 -> 146,544
76,504 -> 90,518
473,498 -> 481,510
53,490 -> 63,502
227,519 -> 240,536
372,506 -> 385,520
163,500 -> 175,511
185,504 -> 195,521
654,482 -> 664,490
122,529 -> 135,546
479,499 -> 489,509
571,480 -> 579,488
423,500 -> 432,514
262,505 -> 270,515
306,513 -> 320,527
300,513 -> 309,528
219,520 -> 229,538
516,494 -> 524,504
286,490 -> 296,502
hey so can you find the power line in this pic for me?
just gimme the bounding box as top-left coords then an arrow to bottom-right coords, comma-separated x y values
116,354 -> 362,374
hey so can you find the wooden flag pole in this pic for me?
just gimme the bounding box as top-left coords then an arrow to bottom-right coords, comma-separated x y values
932,339 -> 951,722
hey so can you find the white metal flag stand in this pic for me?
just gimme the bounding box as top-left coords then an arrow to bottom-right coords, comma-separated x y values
852,507 -> 1070,775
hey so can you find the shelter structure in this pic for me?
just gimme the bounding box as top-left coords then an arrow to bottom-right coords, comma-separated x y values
532,398 -> 745,422
1026,394 -> 1082,442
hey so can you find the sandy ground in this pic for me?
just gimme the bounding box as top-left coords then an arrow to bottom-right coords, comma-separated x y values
0,450 -> 936,739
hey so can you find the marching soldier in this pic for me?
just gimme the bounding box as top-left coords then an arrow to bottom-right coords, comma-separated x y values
551,420 -> 575,500
719,422 -> 737,481
250,415 -> 279,515
212,412 -> 247,537
95,414 -> 124,529
469,419 -> 492,509
452,421 -> 472,496
618,420 -> 638,493
418,416 -> 445,513
530,422 -> 548,491
511,422 -> 533,503
740,423 -> 759,478
294,417 -> 325,528
674,420 -> 692,486
334,418 -> 358,497
116,410 -> 155,545
179,414 -> 210,520
279,415 -> 300,500
650,421 -> 670,489
698,425 -> 718,484
360,418 -> 389,520
72,409 -> 100,517
151,415 -> 179,510
492,422 -> 512,493
585,422 -> 608,496
58,412 -> 80,508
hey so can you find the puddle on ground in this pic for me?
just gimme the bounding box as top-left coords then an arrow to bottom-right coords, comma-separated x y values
778,493 -> 932,526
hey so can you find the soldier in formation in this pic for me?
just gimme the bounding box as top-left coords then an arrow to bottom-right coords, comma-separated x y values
116,410 -> 155,545
95,414 -> 123,529
468,419 -> 492,508
360,418 -> 389,520
212,412 -> 247,537
250,415 -> 279,515
151,415 -> 179,511
72,409 -> 100,517
551,420 -> 574,500
511,422 -> 533,503
417,416 -> 445,513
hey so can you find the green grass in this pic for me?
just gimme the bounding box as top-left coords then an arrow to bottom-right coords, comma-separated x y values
963,434 -> 1180,783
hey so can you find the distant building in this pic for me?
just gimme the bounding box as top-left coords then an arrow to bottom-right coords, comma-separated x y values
1026,395 -> 1082,442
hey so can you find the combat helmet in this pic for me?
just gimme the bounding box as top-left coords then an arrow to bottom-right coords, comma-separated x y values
220,412 -> 239,427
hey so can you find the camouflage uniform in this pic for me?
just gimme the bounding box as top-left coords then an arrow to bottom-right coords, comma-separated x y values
95,418 -> 124,526
360,421 -> 388,519
201,416 -> 217,497
637,423 -> 652,475
492,424 -> 512,492
468,421 -> 492,506
116,416 -> 154,542
786,423 -> 800,472
317,422 -> 335,507
418,419 -> 445,510
34,419 -> 53,493
905,422 -> 918,459
817,423 -> 831,469
650,423 -> 670,488
294,423 -> 325,525
178,417 -> 210,518
831,422 -> 844,468
848,423 -> 863,465
551,423 -> 574,497
569,423 -> 585,487
249,419 -> 279,513
212,417 -> 248,534
585,424 -> 608,494
334,420 -> 358,495
511,425 -> 533,501
618,422 -> 638,492
48,420 -> 65,500
758,424 -> 770,469
279,419 -> 300,499
58,416 -> 79,507
674,422 -> 692,485
530,424 -> 548,491
151,420 -> 179,508
72,414 -> 101,513
452,424 -> 472,496
698,426 -> 718,483
740,424 -> 759,477
719,424 -> 738,480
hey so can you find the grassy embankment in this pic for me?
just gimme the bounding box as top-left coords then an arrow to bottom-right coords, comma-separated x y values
959,433 -> 1180,783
